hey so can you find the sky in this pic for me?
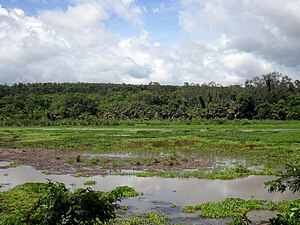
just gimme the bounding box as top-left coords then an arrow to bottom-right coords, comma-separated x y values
0,0 -> 299,85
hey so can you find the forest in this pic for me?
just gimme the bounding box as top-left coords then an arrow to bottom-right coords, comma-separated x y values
0,71 -> 299,126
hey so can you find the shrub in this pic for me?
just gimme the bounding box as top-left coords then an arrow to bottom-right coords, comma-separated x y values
265,164 -> 300,194
2,181 -> 119,225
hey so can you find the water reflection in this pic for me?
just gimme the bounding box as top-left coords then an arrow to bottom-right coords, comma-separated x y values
1,162 -> 297,207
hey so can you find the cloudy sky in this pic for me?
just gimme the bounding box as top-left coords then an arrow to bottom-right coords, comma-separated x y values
0,0 -> 299,85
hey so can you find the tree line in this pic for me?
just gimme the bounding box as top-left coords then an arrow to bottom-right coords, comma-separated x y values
0,72 -> 299,125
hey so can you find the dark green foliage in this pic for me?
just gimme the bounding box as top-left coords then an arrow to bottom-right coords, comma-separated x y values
269,204 -> 300,225
0,73 -> 299,125
265,165 -> 300,224
265,164 -> 300,194
229,213 -> 251,225
1,181 -> 119,225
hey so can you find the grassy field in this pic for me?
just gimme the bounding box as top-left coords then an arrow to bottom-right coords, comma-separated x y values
0,120 -> 299,174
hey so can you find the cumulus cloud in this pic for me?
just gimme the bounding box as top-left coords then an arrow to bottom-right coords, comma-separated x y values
0,0 -> 299,85
0,1 -> 146,84
179,0 -> 300,71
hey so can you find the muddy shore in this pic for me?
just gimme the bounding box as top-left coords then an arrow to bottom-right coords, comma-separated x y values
0,148 -> 213,176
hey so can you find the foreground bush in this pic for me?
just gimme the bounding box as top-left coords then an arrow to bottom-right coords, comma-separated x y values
265,164 -> 300,225
0,181 -> 120,224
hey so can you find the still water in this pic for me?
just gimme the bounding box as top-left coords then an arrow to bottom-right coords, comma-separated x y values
1,161 -> 299,223
1,161 -> 297,207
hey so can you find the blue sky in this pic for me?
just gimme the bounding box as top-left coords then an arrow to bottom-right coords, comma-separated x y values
1,0 -> 181,43
0,0 -> 299,85
0,0 -> 68,14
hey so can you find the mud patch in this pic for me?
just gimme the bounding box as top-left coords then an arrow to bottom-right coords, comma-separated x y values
0,148 -> 213,176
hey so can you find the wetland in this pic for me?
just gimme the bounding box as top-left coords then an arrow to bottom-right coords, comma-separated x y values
0,121 -> 300,224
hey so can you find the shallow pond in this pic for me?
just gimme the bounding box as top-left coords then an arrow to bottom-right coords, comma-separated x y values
1,161 -> 299,223
1,161 -> 297,202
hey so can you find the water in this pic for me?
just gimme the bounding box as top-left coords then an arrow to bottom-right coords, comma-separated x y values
1,161 -> 299,222
1,162 -> 297,201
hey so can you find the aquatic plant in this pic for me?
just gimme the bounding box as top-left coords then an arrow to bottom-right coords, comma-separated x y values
0,162 -> 20,169
184,198 -> 300,224
110,186 -> 139,198
183,198 -> 264,218
112,212 -> 172,225
229,213 -> 251,225
170,203 -> 177,208
83,180 -> 97,186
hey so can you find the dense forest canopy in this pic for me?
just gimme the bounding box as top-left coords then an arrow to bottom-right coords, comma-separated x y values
0,72 -> 299,125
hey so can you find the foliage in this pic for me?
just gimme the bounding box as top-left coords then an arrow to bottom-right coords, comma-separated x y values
1,183 -> 299,224
264,165 -> 300,224
83,180 -> 96,186
183,198 -> 300,224
183,198 -> 264,218
1,122 -> 299,178
228,213 -> 251,225
120,165 -> 270,180
0,181 -> 119,224
0,73 -> 299,126
233,164 -> 250,173
265,164 -> 300,193
170,203 -> 177,208
112,212 -> 172,225
110,186 -> 139,198
0,182 -> 49,223
269,204 -> 300,225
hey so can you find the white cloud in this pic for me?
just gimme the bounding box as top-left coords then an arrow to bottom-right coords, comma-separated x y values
178,0 -> 300,70
0,1 -> 299,86
40,3 -> 108,30
111,0 -> 144,28
152,3 -> 166,14
0,1 -> 147,84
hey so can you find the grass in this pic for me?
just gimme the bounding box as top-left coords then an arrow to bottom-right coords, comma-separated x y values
70,154 -> 189,169
0,120 -> 300,177
1,120 -> 299,223
115,165 -> 277,180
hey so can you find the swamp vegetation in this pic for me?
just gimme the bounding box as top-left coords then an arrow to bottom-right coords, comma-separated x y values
0,121 -> 299,224
0,121 -> 299,176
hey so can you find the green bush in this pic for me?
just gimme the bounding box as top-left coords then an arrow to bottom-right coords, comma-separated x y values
265,164 -> 300,193
269,204 -> 300,225
2,181 -> 119,225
